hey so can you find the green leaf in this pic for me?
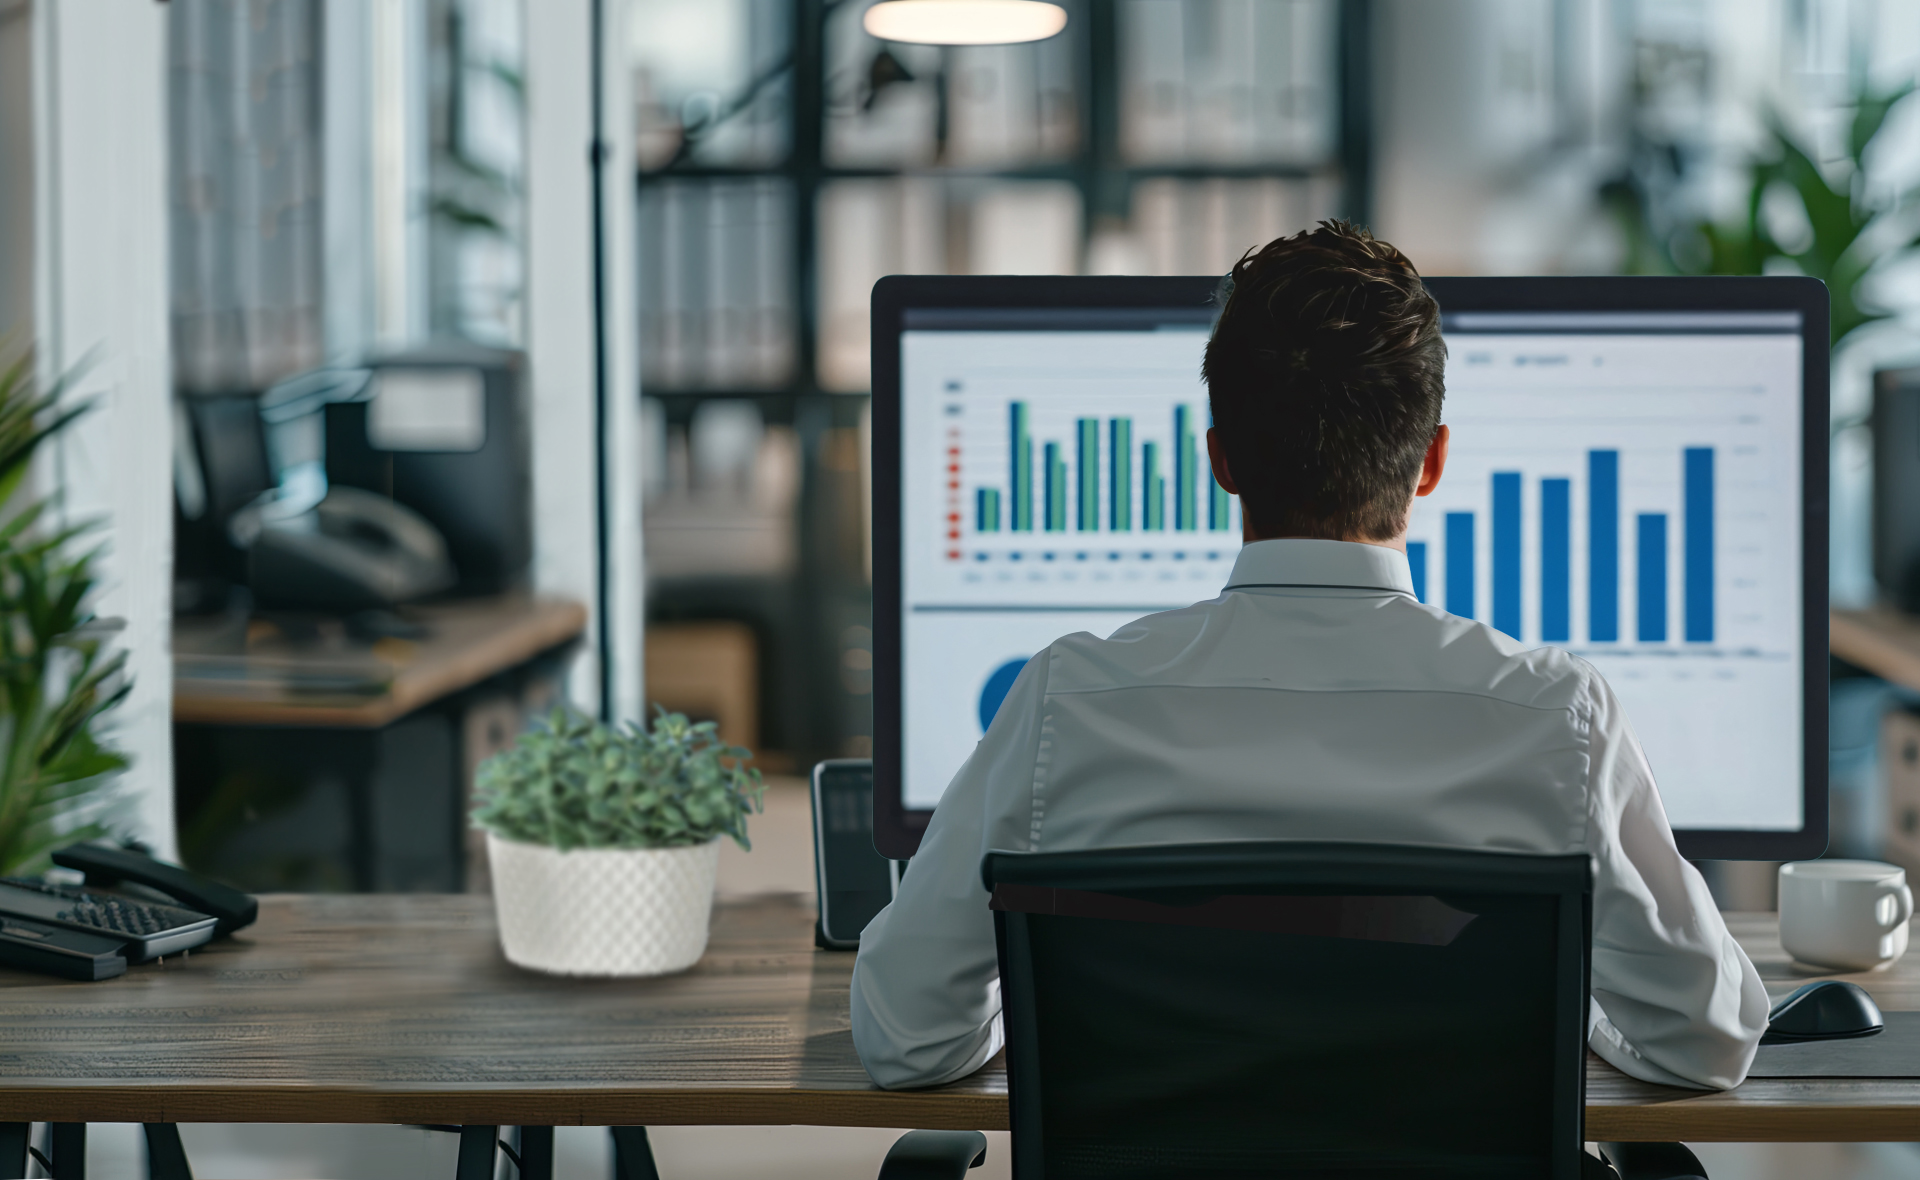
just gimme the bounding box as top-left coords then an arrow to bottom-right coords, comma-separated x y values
0,349 -> 128,874
1851,83 -> 1916,165
470,706 -> 765,851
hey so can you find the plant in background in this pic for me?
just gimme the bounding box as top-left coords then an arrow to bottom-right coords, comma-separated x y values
1606,80 -> 1920,348
0,352 -> 129,875
472,707 -> 764,852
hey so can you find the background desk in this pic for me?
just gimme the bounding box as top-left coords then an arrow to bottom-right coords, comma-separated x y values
1831,606 -> 1920,692
0,895 -> 1913,1142
172,597 -> 586,894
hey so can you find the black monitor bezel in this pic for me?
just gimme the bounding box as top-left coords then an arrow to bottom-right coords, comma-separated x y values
871,273 -> 1830,863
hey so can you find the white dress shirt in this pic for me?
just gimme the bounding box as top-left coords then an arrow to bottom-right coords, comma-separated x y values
851,538 -> 1769,1092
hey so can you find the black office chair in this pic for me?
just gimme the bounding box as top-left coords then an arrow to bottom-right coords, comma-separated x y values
871,840 -> 1706,1180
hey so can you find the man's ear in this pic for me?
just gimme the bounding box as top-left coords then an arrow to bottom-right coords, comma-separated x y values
1206,428 -> 1240,495
1415,424 -> 1449,497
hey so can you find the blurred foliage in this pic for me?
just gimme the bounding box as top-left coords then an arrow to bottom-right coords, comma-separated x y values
0,352 -> 129,875
472,707 -> 765,852
1605,81 -> 1920,347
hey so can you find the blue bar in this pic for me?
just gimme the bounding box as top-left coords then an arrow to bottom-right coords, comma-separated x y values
1492,473 -> 1521,639
1445,512 -> 1474,619
1540,478 -> 1570,643
1685,447 -> 1714,642
1407,541 -> 1427,604
1637,513 -> 1667,642
1589,450 -> 1619,642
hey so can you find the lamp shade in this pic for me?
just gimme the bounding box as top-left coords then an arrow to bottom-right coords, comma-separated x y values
862,0 -> 1068,46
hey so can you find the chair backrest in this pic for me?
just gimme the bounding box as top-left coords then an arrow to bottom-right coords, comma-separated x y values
985,841 -> 1592,1180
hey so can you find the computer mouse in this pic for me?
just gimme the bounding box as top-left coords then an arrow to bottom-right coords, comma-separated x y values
1763,980 -> 1885,1042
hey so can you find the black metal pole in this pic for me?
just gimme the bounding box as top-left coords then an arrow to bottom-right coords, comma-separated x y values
1338,0 -> 1375,230
589,0 -> 616,721
1083,0 -> 1125,225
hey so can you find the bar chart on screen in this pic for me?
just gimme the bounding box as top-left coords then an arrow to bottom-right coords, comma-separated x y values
1408,355 -> 1795,660
967,400 -> 1236,544
903,327 -> 1248,609
1407,444 -> 1722,646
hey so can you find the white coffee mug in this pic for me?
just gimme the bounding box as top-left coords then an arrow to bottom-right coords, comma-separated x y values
1778,860 -> 1915,972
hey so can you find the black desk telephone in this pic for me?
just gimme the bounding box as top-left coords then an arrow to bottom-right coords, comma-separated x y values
0,845 -> 258,981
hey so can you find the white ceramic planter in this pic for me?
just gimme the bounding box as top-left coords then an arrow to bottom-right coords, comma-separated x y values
487,833 -> 720,977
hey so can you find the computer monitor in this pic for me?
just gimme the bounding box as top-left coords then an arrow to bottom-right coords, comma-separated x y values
871,275 -> 1829,862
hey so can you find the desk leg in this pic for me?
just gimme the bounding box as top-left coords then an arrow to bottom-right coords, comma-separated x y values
610,1127 -> 661,1180
455,1125 -> 497,1180
143,1124 -> 192,1180
0,1124 -> 24,1180
513,1127 -> 554,1180
50,1124 -> 84,1180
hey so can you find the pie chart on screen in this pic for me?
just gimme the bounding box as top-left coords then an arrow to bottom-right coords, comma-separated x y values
977,658 -> 1029,733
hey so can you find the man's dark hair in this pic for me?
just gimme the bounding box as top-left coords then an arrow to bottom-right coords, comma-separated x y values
1203,220 -> 1446,542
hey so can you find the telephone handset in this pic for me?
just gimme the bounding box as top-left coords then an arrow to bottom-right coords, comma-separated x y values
52,843 -> 258,934
0,844 -> 258,982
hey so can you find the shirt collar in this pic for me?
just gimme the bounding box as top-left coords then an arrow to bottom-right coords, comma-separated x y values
1223,538 -> 1417,598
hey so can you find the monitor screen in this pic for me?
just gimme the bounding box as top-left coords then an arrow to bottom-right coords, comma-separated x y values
874,276 -> 1828,861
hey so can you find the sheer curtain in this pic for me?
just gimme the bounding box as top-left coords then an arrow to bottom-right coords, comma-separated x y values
169,0 -> 323,395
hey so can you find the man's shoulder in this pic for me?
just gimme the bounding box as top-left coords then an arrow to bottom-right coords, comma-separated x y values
1418,606 -> 1596,712
1040,592 -> 1597,713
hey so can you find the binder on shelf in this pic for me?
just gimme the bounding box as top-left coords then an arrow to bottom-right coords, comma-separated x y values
1120,0 -> 1338,166
639,178 -> 796,393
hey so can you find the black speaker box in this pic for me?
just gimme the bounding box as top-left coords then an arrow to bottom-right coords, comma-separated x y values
325,345 -> 531,598
811,759 -> 896,949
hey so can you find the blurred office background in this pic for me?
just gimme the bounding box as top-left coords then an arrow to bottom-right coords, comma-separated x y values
33,0 -> 1912,896
3,0 -> 1917,924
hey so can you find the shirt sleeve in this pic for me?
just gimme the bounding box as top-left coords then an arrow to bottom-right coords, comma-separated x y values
850,651 -> 1050,1090
1582,666 -> 1770,1091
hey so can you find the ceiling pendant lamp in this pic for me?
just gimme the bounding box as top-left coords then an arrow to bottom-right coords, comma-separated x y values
862,0 -> 1069,46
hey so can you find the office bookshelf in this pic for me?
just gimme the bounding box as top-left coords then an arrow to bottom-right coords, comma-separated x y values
635,0 -> 1373,765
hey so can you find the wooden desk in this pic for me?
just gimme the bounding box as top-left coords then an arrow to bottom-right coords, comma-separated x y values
1589,912 -> 1920,1141
0,893 -> 1003,1129
0,896 -> 1912,1141
1830,605 -> 1920,692
173,595 -> 588,728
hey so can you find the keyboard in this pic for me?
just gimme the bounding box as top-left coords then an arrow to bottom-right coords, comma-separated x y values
0,917 -> 127,981
0,879 -> 218,962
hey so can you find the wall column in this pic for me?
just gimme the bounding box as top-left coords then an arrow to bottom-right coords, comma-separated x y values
524,0 -> 643,722
30,0 -> 176,856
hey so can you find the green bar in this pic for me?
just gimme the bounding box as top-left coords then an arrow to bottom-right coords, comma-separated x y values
977,487 -> 1000,532
1011,402 -> 1032,531
1175,405 -> 1196,530
1077,418 -> 1099,531
1045,442 -> 1067,531
1144,441 -> 1164,531
1110,418 -> 1132,531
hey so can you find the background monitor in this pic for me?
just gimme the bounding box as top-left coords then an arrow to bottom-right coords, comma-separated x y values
871,275 -> 1829,862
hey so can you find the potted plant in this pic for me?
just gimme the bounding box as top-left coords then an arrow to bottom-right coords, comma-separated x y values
471,707 -> 763,976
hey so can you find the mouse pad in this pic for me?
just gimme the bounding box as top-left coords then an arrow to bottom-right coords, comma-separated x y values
1748,1010 -> 1920,1078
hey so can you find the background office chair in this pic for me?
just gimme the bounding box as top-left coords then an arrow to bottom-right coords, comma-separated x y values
870,840 -> 1701,1180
